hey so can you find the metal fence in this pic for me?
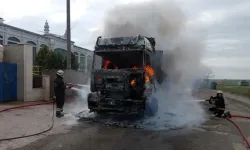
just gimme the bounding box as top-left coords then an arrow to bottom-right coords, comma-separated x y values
33,66 -> 42,75
33,66 -> 42,88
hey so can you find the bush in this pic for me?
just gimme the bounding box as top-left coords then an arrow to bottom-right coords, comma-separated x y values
35,46 -> 79,70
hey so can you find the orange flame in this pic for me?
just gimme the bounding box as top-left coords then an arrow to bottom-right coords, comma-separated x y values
132,66 -> 137,70
145,65 -> 154,77
130,79 -> 136,85
145,75 -> 150,83
104,60 -> 111,70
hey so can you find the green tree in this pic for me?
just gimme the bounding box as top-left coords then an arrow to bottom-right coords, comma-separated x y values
63,52 -> 79,71
46,51 -> 65,69
70,52 -> 79,70
35,46 -> 50,67
35,46 -> 79,70
35,46 -> 65,70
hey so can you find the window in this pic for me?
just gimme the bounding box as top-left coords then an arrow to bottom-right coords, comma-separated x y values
40,44 -> 48,49
8,37 -> 20,44
145,53 -> 151,66
27,41 -> 36,46
0,35 -> 3,45
73,52 -> 79,62
144,53 -> 153,82
93,51 -> 143,70
80,54 -> 85,71
54,48 -> 67,58
27,41 -> 37,65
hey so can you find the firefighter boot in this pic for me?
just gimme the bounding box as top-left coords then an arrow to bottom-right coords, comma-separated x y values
56,108 -> 64,118
56,111 -> 64,118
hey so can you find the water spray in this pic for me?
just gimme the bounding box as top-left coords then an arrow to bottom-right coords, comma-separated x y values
74,84 -> 90,88
177,99 -> 206,103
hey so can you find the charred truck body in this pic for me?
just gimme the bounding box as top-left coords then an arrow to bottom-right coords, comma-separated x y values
87,35 -> 164,115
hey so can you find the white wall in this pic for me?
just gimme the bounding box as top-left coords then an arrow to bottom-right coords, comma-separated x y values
3,44 -> 50,101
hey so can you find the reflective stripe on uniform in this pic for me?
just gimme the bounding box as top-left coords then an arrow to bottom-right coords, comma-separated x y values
56,108 -> 62,111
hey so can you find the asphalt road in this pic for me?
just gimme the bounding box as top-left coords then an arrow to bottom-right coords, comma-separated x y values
13,90 -> 250,150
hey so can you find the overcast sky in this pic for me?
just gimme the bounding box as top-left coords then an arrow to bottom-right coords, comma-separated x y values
0,0 -> 249,79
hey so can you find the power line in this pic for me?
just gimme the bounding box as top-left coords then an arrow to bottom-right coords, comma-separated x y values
71,23 -> 77,30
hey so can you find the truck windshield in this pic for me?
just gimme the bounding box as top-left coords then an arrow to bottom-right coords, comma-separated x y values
92,51 -> 143,70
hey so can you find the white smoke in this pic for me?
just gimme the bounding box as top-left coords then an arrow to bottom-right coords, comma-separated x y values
102,0 -> 208,129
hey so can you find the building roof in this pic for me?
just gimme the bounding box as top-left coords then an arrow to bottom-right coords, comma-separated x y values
74,45 -> 90,51
0,21 -> 92,52
1,23 -> 50,39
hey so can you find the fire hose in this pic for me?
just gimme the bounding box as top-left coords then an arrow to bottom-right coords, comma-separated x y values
0,99 -> 56,142
0,98 -> 249,149
206,98 -> 250,149
226,114 -> 250,148
180,99 -> 250,148
0,83 -> 74,142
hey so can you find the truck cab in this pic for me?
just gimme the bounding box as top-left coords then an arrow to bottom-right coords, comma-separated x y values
87,35 -> 163,115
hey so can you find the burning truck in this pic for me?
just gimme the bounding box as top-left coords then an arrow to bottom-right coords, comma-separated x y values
87,35 -> 165,116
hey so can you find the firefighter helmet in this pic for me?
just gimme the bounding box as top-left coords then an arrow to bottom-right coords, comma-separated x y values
217,90 -> 223,94
56,70 -> 64,77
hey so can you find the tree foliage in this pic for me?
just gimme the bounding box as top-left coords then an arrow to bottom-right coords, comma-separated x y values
62,52 -> 79,70
35,46 -> 79,70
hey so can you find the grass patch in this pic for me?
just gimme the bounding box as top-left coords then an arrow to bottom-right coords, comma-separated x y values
216,85 -> 250,97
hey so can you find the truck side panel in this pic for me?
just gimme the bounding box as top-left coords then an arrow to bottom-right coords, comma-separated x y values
153,50 -> 166,84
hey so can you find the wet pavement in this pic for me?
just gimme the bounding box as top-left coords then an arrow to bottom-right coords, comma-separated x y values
1,89 -> 250,150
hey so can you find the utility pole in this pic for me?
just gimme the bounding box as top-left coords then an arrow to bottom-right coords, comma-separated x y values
66,0 -> 71,69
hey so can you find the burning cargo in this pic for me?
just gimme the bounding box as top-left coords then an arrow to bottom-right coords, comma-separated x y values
87,35 -> 165,116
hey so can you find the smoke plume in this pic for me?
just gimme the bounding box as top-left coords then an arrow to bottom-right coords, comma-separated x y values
102,0 -> 208,129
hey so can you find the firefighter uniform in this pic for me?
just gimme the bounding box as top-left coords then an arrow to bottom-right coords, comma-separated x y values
209,90 -> 225,117
53,70 -> 66,118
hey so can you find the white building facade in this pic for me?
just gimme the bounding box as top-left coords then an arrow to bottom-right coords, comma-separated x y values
0,18 -> 93,73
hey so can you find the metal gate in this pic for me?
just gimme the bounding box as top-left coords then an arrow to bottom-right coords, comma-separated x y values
0,62 -> 17,102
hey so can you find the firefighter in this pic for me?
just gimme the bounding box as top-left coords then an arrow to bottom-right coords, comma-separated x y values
53,70 -> 72,118
208,90 -> 225,117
